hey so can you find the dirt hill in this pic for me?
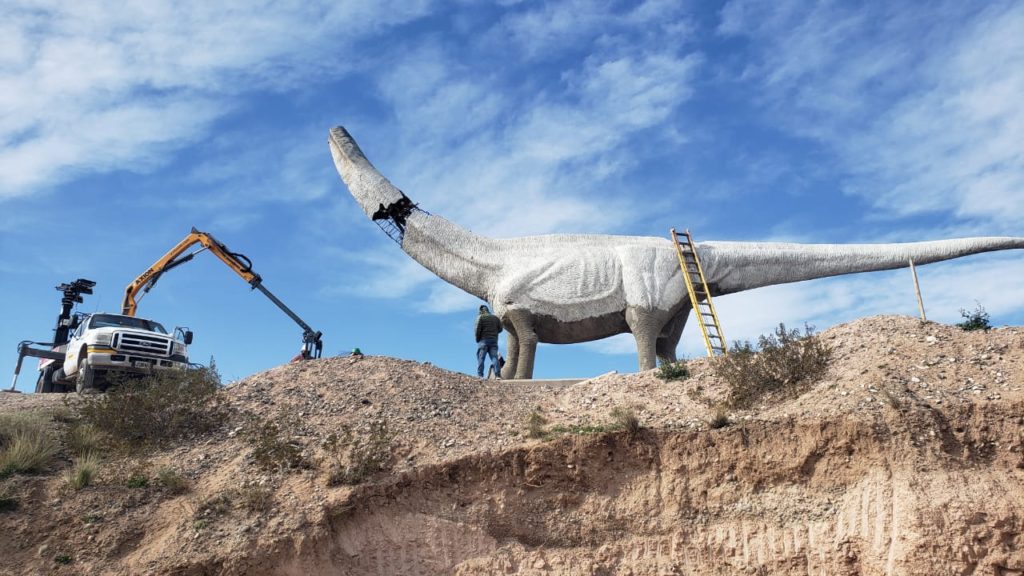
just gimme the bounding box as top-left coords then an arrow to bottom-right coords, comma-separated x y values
1,315 -> 1023,575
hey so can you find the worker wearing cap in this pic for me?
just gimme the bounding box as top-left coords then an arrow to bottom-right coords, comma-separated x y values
474,305 -> 502,378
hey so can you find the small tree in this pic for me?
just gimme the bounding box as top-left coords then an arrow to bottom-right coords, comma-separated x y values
956,303 -> 991,331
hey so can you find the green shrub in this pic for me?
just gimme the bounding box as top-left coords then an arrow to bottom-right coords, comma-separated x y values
324,421 -> 394,486
715,323 -> 832,409
657,361 -> 690,381
0,413 -> 59,477
126,473 -> 149,489
65,452 -> 100,490
77,368 -> 224,450
54,554 -> 72,565
956,303 -> 991,331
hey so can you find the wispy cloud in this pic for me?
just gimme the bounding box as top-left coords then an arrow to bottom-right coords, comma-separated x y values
717,0 -> 1024,232
0,0 -> 431,199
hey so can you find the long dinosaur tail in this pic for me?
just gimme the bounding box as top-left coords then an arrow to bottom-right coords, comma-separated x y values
699,237 -> 1024,294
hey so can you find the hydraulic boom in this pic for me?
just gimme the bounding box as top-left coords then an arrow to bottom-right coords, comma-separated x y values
122,227 -> 323,360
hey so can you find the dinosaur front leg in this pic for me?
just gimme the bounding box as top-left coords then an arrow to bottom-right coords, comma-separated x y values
627,306 -> 667,372
504,309 -> 538,379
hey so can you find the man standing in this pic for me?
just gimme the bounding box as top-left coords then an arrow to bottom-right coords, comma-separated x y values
475,305 -> 502,378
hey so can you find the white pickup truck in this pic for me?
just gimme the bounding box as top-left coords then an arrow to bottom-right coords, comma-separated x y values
40,313 -> 192,393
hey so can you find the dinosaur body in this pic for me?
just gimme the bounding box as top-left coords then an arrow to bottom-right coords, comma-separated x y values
328,126 -> 1024,379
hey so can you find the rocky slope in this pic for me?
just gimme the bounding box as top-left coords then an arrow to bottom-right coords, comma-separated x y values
1,315 -> 1022,575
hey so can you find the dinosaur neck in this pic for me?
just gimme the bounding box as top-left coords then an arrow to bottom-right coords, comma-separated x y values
329,126 -> 501,302
402,213 -> 502,301
699,237 -> 1024,294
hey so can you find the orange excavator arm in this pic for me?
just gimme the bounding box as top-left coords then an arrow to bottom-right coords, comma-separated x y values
122,227 -> 323,360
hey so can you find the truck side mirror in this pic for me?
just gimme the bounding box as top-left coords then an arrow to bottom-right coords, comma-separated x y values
184,331 -> 194,345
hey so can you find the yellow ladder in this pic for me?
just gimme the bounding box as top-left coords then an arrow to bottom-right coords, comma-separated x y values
670,228 -> 727,357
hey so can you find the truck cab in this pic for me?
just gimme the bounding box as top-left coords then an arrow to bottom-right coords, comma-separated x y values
56,313 -> 191,392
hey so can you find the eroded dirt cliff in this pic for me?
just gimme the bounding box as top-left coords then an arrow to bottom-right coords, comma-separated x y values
2,315 -> 1023,575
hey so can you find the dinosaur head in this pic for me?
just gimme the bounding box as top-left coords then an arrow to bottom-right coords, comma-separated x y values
328,126 -> 409,223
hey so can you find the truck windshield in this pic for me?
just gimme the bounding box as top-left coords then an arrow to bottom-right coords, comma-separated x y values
88,314 -> 168,334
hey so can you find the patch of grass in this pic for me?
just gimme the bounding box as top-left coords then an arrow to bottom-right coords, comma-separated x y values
242,415 -> 305,472
156,467 -> 189,494
54,554 -> 72,565
714,323 -> 833,409
0,412 -> 59,477
323,420 -> 394,486
610,405 -> 642,437
657,360 -> 690,381
76,368 -> 224,451
192,519 -> 209,531
66,423 -> 105,458
708,405 -> 730,429
126,473 -> 149,489
81,513 -> 102,524
65,452 -> 100,490
956,303 -> 991,331
526,408 -> 549,440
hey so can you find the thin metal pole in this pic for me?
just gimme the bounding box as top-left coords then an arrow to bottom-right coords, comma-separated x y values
909,259 -> 927,321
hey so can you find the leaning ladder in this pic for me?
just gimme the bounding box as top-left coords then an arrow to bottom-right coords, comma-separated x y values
670,228 -> 727,357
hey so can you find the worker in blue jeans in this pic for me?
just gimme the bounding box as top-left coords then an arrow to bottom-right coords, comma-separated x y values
475,305 -> 502,378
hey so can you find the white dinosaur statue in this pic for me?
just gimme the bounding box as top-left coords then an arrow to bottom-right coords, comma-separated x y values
328,126 -> 1024,379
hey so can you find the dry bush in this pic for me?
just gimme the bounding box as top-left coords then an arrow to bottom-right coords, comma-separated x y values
526,408 -> 549,439
715,323 -> 832,409
242,415 -> 305,472
236,483 -> 274,513
76,368 -> 224,450
65,452 -> 100,490
0,412 -> 59,477
708,405 -> 730,429
324,420 -> 394,486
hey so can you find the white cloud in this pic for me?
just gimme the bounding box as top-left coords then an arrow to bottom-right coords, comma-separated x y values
0,0 -> 432,198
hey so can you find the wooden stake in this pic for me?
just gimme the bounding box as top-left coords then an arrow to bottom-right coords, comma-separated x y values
909,259 -> 927,321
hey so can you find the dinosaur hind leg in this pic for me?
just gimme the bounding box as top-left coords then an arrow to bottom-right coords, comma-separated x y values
501,325 -> 519,379
627,306 -> 670,372
656,308 -> 689,365
504,310 -> 538,379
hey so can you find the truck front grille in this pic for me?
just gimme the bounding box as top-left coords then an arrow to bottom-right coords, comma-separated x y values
113,332 -> 172,357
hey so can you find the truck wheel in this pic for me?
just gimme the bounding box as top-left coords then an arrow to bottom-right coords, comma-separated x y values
76,358 -> 96,394
35,365 -> 56,394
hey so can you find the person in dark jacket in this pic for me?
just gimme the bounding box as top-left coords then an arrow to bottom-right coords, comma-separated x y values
475,305 -> 503,378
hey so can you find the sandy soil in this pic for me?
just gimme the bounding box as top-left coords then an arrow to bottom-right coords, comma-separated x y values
1,315 -> 1022,575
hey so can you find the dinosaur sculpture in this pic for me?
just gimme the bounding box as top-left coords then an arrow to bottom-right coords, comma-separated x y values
328,126 -> 1024,379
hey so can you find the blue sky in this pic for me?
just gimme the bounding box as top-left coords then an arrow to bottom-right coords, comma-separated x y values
2,0 -> 1022,391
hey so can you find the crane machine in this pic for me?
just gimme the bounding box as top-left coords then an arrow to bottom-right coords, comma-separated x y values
121,227 -> 324,362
